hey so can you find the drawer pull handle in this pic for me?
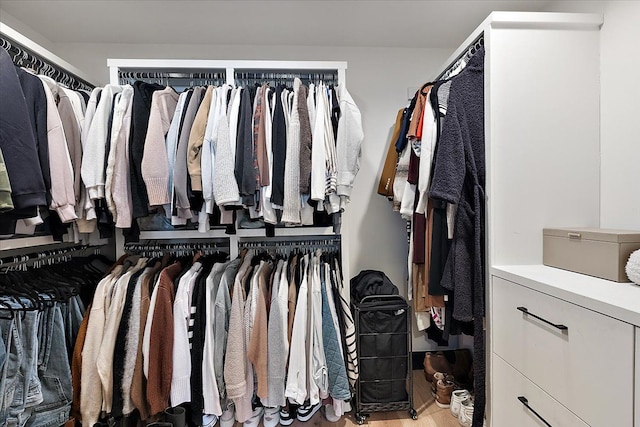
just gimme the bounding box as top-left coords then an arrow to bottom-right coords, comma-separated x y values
518,396 -> 552,427
516,307 -> 568,331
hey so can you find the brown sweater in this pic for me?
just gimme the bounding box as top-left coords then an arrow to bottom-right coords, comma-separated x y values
71,303 -> 91,422
146,261 -> 183,415
248,261 -> 273,400
131,260 -> 162,420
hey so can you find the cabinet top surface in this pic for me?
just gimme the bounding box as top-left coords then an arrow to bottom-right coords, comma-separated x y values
492,265 -> 640,326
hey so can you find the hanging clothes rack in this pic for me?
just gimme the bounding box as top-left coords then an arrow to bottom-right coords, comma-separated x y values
239,235 -> 341,252
0,31 -> 95,91
123,240 -> 230,258
117,70 -> 227,87
0,244 -> 104,270
435,34 -> 484,81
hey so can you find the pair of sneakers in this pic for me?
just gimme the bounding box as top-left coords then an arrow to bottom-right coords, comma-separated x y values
450,391 -> 485,427
279,402 -> 322,425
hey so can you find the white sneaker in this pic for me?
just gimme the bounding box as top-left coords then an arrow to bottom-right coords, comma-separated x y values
450,390 -> 470,418
243,407 -> 264,427
458,399 -> 473,427
263,406 -> 280,427
323,403 -> 341,422
220,406 -> 235,427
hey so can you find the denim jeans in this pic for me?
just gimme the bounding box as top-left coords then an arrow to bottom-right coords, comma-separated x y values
23,304 -> 72,427
60,296 -> 85,363
0,315 -> 18,425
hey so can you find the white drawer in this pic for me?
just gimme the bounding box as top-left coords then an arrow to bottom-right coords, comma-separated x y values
492,354 -> 589,427
492,276 -> 634,427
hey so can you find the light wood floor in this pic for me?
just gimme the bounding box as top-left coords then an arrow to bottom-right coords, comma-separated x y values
246,370 -> 460,427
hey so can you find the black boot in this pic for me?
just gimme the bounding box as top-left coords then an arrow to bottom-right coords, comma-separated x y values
164,406 -> 186,427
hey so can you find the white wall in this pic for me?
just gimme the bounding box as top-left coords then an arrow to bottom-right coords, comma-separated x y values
545,1 -> 640,230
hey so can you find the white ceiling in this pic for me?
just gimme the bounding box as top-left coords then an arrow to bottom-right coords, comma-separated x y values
0,0 -> 553,48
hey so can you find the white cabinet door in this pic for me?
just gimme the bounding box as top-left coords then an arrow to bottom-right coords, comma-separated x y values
492,354 -> 589,427
492,276 -> 634,427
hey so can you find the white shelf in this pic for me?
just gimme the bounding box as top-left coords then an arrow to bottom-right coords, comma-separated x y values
492,265 -> 640,326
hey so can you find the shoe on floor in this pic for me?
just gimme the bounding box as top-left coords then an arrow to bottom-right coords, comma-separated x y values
243,407 -> 264,427
435,377 -> 455,409
279,407 -> 295,426
450,389 -> 470,418
323,403 -> 341,422
263,406 -> 280,427
458,398 -> 474,427
296,402 -> 321,422
220,406 -> 235,427
431,372 -> 454,398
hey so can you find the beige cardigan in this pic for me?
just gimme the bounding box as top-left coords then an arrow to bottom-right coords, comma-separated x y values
141,87 -> 179,206
187,85 -> 214,192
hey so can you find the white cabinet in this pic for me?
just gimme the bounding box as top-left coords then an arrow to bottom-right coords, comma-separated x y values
492,355 -> 589,427
492,275 -> 634,426
491,266 -> 640,427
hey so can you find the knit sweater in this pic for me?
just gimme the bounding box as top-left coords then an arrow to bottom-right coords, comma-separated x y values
336,85 -> 364,200
186,86 -> 213,193
130,81 -> 165,219
201,86 -> 224,213
224,252 -> 253,417
146,261 -> 183,415
39,76 -> 78,221
141,87 -> 180,206
81,84 -> 122,202
265,260 -> 288,407
282,79 -> 302,224
298,85 -> 312,195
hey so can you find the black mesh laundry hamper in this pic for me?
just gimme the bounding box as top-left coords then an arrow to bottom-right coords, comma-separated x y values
352,295 -> 416,424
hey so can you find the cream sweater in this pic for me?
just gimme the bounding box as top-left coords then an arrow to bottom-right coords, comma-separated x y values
285,255 -> 309,404
282,79 -> 302,224
201,86 -> 223,214
38,76 -> 77,222
111,87 -> 135,229
213,94 -> 240,205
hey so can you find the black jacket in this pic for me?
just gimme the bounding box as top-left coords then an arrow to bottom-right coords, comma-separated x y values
235,88 -> 257,206
129,81 -> 164,219
271,86 -> 286,206
0,49 -> 46,212
17,67 -> 51,200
